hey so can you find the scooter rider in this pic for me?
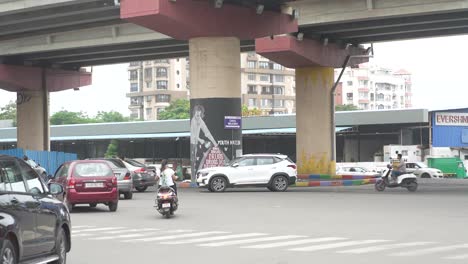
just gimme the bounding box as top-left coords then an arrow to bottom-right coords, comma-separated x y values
391,154 -> 406,181
157,159 -> 178,194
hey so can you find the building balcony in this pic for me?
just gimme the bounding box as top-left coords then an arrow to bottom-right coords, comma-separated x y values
405,92 -> 413,96
358,88 -> 369,92
248,91 -> 258,95
358,99 -> 369,103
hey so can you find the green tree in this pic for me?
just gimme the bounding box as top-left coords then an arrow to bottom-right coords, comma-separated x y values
50,110 -> 95,125
96,111 -> 127,123
158,99 -> 190,120
242,105 -> 262,117
105,139 -> 119,158
0,101 -> 17,125
335,104 -> 359,111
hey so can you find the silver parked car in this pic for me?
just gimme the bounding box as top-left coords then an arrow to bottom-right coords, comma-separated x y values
90,158 -> 134,199
123,159 -> 157,192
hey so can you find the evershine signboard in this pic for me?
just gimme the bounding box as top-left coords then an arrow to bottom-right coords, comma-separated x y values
435,112 -> 468,126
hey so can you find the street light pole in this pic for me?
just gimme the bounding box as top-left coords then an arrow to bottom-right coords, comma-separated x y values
269,61 -> 275,115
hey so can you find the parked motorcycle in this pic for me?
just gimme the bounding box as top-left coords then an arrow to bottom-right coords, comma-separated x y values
375,165 -> 418,192
154,186 -> 178,218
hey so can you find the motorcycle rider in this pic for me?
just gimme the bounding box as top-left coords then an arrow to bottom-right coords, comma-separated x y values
391,153 -> 406,181
157,159 -> 178,194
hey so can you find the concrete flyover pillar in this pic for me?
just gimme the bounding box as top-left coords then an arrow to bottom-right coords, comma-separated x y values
256,36 -> 369,175
0,64 -> 92,151
17,88 -> 50,151
295,67 -> 334,174
189,37 -> 242,178
121,0 -> 298,180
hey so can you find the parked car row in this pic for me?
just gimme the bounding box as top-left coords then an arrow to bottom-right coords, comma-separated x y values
335,162 -> 444,179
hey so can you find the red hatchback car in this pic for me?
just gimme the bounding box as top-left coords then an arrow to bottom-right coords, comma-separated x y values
52,160 -> 119,212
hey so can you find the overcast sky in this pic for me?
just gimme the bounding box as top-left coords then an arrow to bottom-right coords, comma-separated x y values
1,35 -> 467,116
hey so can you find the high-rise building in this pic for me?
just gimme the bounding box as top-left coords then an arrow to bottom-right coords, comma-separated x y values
127,58 -> 413,120
127,53 -> 296,120
334,63 -> 413,110
127,59 -> 190,120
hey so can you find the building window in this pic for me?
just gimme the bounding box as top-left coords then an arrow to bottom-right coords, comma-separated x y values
130,83 -> 139,92
359,80 -> 369,86
146,96 -> 152,102
156,94 -> 170,103
129,70 -> 138,80
130,110 -> 139,119
130,62 -> 140,66
370,93 -> 374,101
377,93 -> 385,101
274,75 -> 284,82
146,108 -> 152,117
260,75 -> 270,82
259,61 -> 270,69
248,98 -> 257,107
144,68 -> 152,79
248,74 -> 256,81
274,99 -> 284,107
359,92 -> 367,99
261,86 -> 272,95
273,86 -> 284,95
346,93 -> 353,100
154,59 -> 169,63
156,108 -> 164,118
177,84 -> 180,89
177,70 -> 180,75
247,61 -> 256,69
378,104 -> 385,110
261,99 -> 273,107
157,67 -> 167,78
273,63 -> 283,70
347,81 -> 353,86
248,85 -> 257,94
130,97 -> 141,105
157,80 -> 168,90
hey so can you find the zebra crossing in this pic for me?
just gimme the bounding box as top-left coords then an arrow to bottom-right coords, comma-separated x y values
71,225 -> 468,260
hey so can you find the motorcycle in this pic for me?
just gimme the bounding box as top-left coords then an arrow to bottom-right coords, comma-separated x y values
155,186 -> 178,218
375,165 -> 418,192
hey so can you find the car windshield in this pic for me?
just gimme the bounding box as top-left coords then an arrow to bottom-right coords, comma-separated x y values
416,162 -> 428,168
125,159 -> 146,167
74,163 -> 113,177
228,157 -> 243,166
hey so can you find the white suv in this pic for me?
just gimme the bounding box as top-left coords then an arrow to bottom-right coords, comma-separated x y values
196,154 -> 297,192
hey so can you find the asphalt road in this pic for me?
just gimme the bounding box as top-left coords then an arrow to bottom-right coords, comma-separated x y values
68,183 -> 468,264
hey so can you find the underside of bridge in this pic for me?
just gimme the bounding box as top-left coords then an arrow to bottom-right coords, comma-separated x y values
0,0 -> 468,175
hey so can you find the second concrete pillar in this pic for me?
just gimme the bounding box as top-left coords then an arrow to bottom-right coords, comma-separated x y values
189,37 -> 242,180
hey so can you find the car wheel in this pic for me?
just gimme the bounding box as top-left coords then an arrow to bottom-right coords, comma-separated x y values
108,201 -> 118,212
421,173 -> 431,178
407,181 -> 418,192
89,203 -> 97,208
210,176 -> 227,192
135,186 -> 148,192
124,192 -> 133,200
51,228 -> 67,264
271,175 -> 288,192
1,239 -> 17,264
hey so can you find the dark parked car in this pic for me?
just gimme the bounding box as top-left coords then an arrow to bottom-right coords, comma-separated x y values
122,159 -> 156,192
0,155 -> 71,264
51,160 -> 119,212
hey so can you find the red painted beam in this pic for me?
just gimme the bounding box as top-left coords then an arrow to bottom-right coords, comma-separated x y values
256,35 -> 369,68
0,64 -> 91,92
120,0 -> 297,40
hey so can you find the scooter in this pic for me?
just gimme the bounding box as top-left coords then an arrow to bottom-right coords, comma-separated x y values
375,165 -> 418,192
155,186 -> 178,218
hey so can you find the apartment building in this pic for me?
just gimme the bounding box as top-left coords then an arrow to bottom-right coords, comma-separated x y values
335,63 -> 413,110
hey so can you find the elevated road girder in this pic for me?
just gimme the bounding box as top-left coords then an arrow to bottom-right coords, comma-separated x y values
1,0 -> 468,68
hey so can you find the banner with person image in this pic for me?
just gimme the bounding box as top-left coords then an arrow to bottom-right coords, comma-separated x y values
190,98 -> 242,181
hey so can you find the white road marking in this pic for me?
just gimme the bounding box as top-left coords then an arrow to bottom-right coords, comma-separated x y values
122,231 -> 230,242
243,237 -> 347,249
161,233 -> 268,245
338,242 -> 435,254
391,244 -> 468,257
290,240 -> 389,252
200,235 -> 306,247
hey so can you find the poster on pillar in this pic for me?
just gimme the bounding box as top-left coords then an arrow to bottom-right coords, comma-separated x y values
190,98 -> 242,179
